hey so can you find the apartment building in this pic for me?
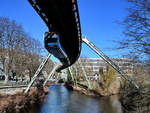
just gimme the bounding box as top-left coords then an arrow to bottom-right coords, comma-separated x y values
75,57 -> 133,76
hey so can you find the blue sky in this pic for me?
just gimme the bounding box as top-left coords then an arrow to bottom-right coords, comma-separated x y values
0,0 -> 129,58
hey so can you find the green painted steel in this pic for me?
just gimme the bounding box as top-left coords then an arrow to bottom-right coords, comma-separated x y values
25,53 -> 51,93
78,58 -> 92,89
68,66 -> 77,85
82,37 -> 139,89
68,67 -> 74,82
43,63 -> 59,86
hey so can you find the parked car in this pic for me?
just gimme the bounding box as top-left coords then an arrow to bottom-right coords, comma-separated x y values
0,74 -> 5,80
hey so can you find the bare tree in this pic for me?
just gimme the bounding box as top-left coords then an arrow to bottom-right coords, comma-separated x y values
0,18 -> 8,74
117,0 -> 150,61
0,17 -> 43,83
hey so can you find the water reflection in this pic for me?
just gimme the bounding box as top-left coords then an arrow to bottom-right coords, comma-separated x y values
99,95 -> 122,113
38,84 -> 122,113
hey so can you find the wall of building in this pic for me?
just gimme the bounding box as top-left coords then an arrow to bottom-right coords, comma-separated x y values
72,58 -> 133,76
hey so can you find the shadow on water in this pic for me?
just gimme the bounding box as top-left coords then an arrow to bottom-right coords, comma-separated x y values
35,84 -> 122,113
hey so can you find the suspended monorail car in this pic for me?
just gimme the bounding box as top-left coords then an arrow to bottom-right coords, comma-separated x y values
28,0 -> 82,71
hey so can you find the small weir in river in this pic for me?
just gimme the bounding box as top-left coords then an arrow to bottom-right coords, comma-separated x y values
33,84 -> 122,113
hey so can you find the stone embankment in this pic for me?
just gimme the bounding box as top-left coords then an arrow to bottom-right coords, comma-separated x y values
0,85 -> 49,113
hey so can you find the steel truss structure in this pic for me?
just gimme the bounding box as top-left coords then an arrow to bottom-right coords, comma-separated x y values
25,37 -> 139,93
82,37 -> 139,89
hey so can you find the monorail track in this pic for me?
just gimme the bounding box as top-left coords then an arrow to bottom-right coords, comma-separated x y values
28,0 -> 82,71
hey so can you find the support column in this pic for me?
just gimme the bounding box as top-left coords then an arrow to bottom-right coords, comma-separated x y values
68,66 -> 77,85
68,67 -> 74,81
25,53 -> 51,93
78,58 -> 92,89
82,37 -> 139,89
43,63 -> 59,86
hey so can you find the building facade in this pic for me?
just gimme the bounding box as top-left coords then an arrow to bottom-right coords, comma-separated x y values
73,58 -> 133,76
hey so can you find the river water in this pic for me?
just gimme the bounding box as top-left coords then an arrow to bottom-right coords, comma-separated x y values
38,84 -> 122,113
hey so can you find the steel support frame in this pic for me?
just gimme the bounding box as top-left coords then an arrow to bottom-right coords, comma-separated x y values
68,66 -> 77,85
43,63 -> 59,86
68,67 -> 74,81
25,53 -> 51,93
78,58 -> 92,89
82,37 -> 139,89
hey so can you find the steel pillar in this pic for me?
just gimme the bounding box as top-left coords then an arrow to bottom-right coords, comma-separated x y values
25,53 -> 51,93
43,63 -> 59,86
68,67 -> 74,81
82,37 -> 139,89
68,66 -> 77,85
78,58 -> 92,89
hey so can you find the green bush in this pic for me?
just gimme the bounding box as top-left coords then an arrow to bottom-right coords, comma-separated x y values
99,65 -> 117,91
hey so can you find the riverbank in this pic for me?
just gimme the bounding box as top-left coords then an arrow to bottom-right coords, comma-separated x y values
38,84 -> 122,113
64,81 -> 119,97
73,85 -> 103,97
119,84 -> 150,113
0,85 -> 49,113
64,82 -> 150,113
64,82 -> 104,97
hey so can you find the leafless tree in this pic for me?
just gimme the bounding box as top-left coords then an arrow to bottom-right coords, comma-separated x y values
43,59 -> 54,75
114,0 -> 150,84
117,0 -> 150,61
0,18 -> 8,74
0,17 -> 43,83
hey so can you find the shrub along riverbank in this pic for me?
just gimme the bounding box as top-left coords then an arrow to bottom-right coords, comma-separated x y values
119,83 -> 150,113
0,86 -> 49,113
65,81 -> 150,113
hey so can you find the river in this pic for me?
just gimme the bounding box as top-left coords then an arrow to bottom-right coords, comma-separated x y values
37,84 -> 122,113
